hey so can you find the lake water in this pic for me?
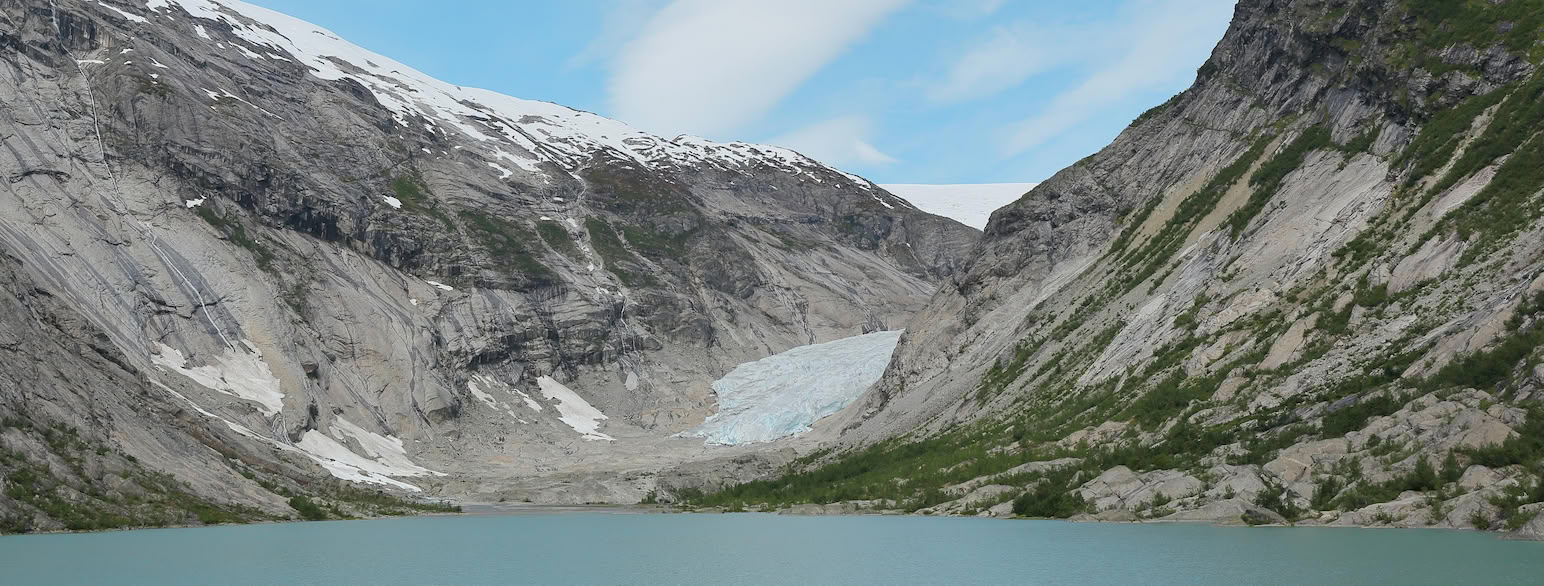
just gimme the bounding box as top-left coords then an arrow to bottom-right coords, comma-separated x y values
2,513 -> 1541,584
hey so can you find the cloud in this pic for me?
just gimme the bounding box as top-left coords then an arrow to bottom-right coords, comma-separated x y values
771,115 -> 898,167
1000,0 -> 1236,155
608,0 -> 910,138
926,23 -> 1056,103
566,0 -> 667,70
944,0 -> 1006,19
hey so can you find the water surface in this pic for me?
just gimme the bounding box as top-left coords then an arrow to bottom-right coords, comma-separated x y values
2,513 -> 1540,584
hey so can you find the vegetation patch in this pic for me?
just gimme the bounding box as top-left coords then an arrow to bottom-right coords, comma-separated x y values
389,175 -> 456,229
1,418 -> 269,534
1225,126 -> 1333,237
585,217 -> 652,287
536,221 -> 582,259
458,210 -> 553,286
1423,292 -> 1544,393
196,205 -> 275,271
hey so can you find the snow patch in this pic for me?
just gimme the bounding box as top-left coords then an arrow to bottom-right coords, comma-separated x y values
425,280 -> 453,291
151,341 -> 284,416
184,196 -> 206,208
382,195 -> 402,209
468,375 -> 540,422
536,376 -> 612,441
296,420 -> 439,492
98,2 -> 147,23
683,330 -> 903,446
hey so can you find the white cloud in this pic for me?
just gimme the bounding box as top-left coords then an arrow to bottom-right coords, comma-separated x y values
975,0 -> 1241,155
942,0 -> 1006,19
566,0 -> 667,70
926,23 -> 1057,103
771,115 -> 898,167
608,0 -> 910,138
999,0 -> 1236,155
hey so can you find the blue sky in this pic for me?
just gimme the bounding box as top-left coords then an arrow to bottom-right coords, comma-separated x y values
244,0 -> 1236,184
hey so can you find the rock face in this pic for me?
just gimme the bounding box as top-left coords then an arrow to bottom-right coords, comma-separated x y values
0,0 -> 978,528
750,0 -> 1544,535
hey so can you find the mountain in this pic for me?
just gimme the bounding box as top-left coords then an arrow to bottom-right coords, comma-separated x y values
0,0 -> 978,531
879,184 -> 1040,230
684,0 -> 1544,537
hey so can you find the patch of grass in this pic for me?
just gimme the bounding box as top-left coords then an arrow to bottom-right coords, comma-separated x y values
1321,393 -> 1401,438
579,161 -> 694,217
1123,371 -> 1221,428
1395,87 -> 1509,187
1464,407 -> 1544,469
458,210 -> 553,286
1403,0 -> 1544,60
1113,132 -> 1272,293
195,205 -> 275,271
0,419 -> 268,534
287,495 -> 327,521
536,221 -> 582,259
1423,291 -> 1544,393
585,217 -> 652,287
389,175 -> 456,230
1225,126 -> 1333,238
620,224 -> 693,260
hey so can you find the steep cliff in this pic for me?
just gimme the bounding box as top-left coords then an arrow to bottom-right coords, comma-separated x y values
694,0 -> 1544,536
0,0 -> 977,531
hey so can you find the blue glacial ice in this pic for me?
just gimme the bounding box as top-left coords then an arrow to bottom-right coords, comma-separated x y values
683,330 -> 903,446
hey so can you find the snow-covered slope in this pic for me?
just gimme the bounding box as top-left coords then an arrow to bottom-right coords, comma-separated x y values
683,331 -> 903,446
140,0 -> 910,208
881,184 -> 1039,229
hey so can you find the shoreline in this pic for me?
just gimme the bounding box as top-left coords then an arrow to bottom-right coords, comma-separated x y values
6,502 -> 1541,541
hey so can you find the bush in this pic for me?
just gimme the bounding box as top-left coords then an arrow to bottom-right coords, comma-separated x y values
1310,476 -> 1343,511
1254,480 -> 1301,520
1012,482 -> 1088,519
288,495 -> 327,521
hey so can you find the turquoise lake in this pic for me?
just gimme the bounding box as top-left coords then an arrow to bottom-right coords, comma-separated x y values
2,513 -> 1542,584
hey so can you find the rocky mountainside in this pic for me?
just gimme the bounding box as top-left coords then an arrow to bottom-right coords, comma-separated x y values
690,0 -> 1544,538
0,0 -> 978,531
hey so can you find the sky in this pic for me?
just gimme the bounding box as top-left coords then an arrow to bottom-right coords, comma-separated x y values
243,0 -> 1237,184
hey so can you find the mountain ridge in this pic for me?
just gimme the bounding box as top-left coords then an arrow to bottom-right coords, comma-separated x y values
681,0 -> 1544,539
0,0 -> 975,531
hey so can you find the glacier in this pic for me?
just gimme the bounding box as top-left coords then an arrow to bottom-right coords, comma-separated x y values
879,183 -> 1039,229
684,331 -> 904,446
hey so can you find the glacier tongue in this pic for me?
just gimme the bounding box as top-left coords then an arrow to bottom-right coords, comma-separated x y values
684,331 -> 903,446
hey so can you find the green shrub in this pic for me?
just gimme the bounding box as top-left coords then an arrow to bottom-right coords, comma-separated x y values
1012,478 -> 1088,518
536,221 -> 581,259
1321,393 -> 1400,438
1254,480 -> 1301,520
584,217 -> 652,287
1225,126 -> 1333,237
458,210 -> 553,285
288,495 -> 327,521
1424,292 -> 1544,393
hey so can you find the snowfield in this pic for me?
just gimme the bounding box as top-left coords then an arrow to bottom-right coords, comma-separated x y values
880,183 -> 1038,229
537,376 -> 614,441
684,331 -> 904,446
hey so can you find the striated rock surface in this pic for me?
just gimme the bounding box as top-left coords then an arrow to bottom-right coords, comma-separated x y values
0,0 -> 978,528
708,0 -> 1544,537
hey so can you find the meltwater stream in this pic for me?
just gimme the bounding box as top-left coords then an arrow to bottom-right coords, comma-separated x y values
2,514 -> 1542,585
